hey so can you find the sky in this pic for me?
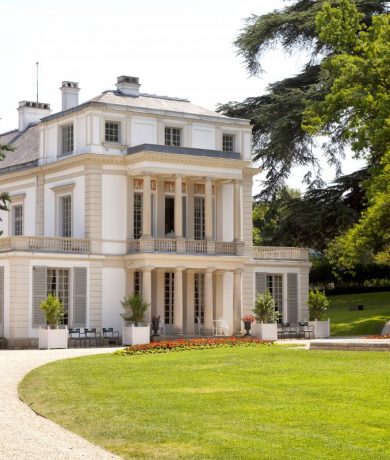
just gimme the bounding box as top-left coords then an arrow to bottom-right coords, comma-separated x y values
0,0 -> 365,192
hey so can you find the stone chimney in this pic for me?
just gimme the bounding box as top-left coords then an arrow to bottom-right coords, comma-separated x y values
115,76 -> 141,96
17,101 -> 51,132
60,81 -> 80,111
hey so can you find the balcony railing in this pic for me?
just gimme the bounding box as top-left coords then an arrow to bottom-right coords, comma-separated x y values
252,246 -> 309,261
128,238 -> 244,256
0,236 -> 91,254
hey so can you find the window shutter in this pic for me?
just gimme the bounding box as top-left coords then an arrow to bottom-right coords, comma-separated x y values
33,266 -> 47,327
287,273 -> 298,323
255,273 -> 266,295
73,267 -> 87,327
0,267 -> 4,335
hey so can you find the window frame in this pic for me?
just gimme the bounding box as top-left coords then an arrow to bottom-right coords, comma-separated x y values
61,123 -> 74,156
222,133 -> 235,152
12,204 -> 24,236
165,127 -> 182,147
47,268 -> 71,325
104,121 -> 121,143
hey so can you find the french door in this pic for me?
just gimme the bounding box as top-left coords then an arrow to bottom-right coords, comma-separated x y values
164,272 -> 175,326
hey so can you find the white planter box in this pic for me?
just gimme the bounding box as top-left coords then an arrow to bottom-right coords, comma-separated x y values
252,323 -> 278,341
39,327 -> 68,349
309,319 -> 330,338
122,326 -> 150,346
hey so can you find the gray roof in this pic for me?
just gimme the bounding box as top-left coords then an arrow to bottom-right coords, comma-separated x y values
0,125 -> 39,173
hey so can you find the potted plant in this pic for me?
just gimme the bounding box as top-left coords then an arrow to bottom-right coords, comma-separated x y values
251,291 -> 279,340
242,314 -> 256,336
38,294 -> 68,349
308,290 -> 330,338
121,294 -> 151,346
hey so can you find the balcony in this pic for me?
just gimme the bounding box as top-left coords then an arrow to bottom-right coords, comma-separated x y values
252,246 -> 309,261
0,236 -> 90,254
128,238 -> 244,256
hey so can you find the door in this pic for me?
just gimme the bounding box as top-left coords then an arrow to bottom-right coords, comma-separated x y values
164,272 -> 175,330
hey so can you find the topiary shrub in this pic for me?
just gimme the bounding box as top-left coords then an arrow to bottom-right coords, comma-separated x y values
308,289 -> 329,321
40,294 -> 64,328
253,291 -> 279,323
120,294 -> 150,326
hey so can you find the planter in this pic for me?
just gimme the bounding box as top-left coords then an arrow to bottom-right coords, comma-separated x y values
243,321 -> 252,336
38,326 -> 68,349
252,322 -> 278,341
309,319 -> 330,338
122,326 -> 150,346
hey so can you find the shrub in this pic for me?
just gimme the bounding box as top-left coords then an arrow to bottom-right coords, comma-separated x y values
120,294 -> 150,326
253,291 -> 279,323
115,337 -> 271,356
40,294 -> 64,328
308,289 -> 329,321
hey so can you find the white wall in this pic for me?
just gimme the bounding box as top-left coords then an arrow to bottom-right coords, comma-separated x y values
131,117 -> 157,145
192,124 -> 215,149
102,267 -> 126,332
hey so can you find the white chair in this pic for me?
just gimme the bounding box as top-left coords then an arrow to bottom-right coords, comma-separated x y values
213,319 -> 229,336
195,316 -> 203,335
159,320 -> 166,338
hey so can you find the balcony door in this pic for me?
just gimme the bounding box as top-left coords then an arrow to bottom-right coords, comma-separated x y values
164,272 -> 174,329
165,197 -> 175,237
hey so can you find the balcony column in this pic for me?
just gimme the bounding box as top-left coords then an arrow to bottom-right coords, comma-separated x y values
142,267 -> 153,324
127,178 -> 134,239
174,267 -> 185,333
204,268 -> 215,332
205,177 -> 213,240
142,175 -> 152,238
234,180 -> 242,241
233,269 -> 242,334
174,175 -> 183,238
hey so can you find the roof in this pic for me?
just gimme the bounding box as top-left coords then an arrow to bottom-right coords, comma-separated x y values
0,125 -> 39,172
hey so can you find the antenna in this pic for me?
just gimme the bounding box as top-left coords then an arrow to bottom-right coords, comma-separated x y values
36,61 -> 39,103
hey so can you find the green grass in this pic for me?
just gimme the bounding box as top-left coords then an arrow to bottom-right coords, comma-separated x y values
327,291 -> 390,336
19,347 -> 390,460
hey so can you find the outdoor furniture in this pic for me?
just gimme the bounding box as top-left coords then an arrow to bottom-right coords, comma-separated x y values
68,328 -> 84,348
102,328 -> 120,346
298,321 -> 314,339
213,319 -> 229,336
277,322 -> 294,339
84,328 -> 101,347
195,317 -> 203,335
158,320 -> 166,339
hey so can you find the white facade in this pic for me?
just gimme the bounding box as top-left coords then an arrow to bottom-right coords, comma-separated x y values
0,76 -> 311,348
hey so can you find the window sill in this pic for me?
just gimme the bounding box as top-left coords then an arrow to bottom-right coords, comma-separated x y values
103,142 -> 127,150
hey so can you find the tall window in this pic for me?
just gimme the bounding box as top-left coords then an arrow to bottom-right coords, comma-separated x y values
59,195 -> 72,237
105,121 -> 120,143
62,124 -> 74,155
164,272 -> 174,325
47,269 -> 69,324
12,204 -> 23,236
266,274 -> 283,321
194,196 -> 205,240
133,193 -> 143,239
194,273 -> 204,324
222,134 -> 234,152
134,271 -> 142,296
165,127 -> 181,147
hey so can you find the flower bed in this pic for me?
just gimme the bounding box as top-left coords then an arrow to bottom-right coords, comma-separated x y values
116,337 -> 271,356
367,334 -> 390,339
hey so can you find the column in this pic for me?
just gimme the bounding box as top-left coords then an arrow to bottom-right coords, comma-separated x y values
142,175 -> 151,238
187,181 -> 194,239
205,177 -> 213,240
156,270 -> 165,320
186,270 -> 195,333
282,273 -> 288,323
204,268 -> 214,332
156,178 -> 165,238
234,180 -> 241,241
174,267 -> 185,333
126,268 -> 134,296
233,269 -> 242,334
142,267 -> 153,323
174,175 -> 183,238
127,178 -> 134,239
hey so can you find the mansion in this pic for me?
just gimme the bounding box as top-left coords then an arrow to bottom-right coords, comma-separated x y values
0,76 -> 311,348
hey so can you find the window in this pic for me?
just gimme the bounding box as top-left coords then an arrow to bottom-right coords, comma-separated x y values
105,121 -> 120,143
59,195 -> 72,237
62,124 -> 74,155
222,134 -> 234,152
165,127 -> 181,147
12,204 -> 23,236
266,274 -> 283,321
134,271 -> 142,296
194,196 -> 205,240
164,272 -> 174,325
194,273 -> 204,324
47,269 -> 69,324
133,193 -> 143,239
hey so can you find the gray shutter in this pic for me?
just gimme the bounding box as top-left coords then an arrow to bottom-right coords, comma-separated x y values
33,266 -> 47,327
255,273 -> 266,295
73,267 -> 87,327
0,267 -> 4,336
287,273 -> 298,323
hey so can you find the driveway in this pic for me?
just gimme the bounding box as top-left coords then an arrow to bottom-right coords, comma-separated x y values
0,348 -> 122,460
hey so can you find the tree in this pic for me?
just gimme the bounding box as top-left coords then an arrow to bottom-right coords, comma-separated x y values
0,144 -> 12,231
218,0 -> 388,198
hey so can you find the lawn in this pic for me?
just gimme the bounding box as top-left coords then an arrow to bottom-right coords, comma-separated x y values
19,347 -> 390,460
327,291 -> 390,336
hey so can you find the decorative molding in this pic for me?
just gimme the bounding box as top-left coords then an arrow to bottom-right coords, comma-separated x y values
50,182 -> 75,194
134,179 -> 143,190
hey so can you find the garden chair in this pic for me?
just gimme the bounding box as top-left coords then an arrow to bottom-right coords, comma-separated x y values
213,319 -> 229,336
298,322 -> 314,339
68,328 -> 84,348
102,328 -> 120,347
84,328 -> 101,347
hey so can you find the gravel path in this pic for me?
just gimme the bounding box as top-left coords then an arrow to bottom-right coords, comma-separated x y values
0,348 -> 123,460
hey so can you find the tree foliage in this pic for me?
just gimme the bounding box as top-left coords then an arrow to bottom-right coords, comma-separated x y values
218,0 -> 388,197
0,144 -> 11,230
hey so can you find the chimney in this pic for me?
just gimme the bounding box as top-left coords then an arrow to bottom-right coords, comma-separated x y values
115,76 -> 140,96
60,81 -> 80,111
17,101 -> 51,132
